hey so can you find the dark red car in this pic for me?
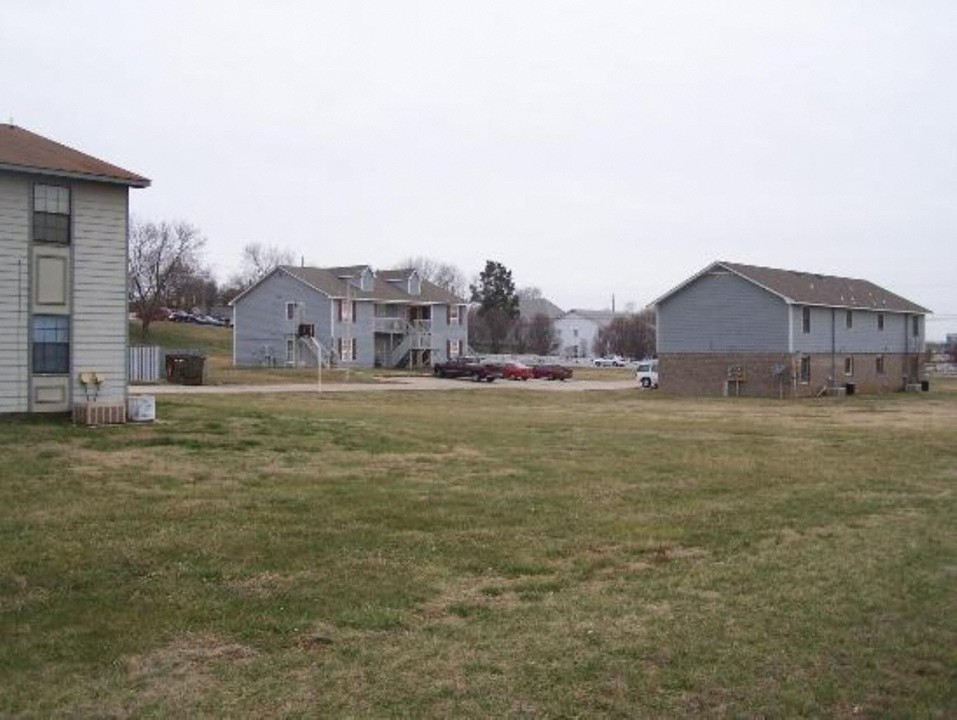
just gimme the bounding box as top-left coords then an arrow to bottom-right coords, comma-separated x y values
532,364 -> 573,381
502,362 -> 533,381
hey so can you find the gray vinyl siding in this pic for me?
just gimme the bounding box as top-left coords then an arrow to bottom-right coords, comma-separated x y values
234,273 -> 470,368
0,174 -> 30,412
431,304 -> 468,362
657,271 -> 789,353
233,271 -> 332,366
338,300 -> 374,365
791,306 -> 923,354
71,182 -> 131,404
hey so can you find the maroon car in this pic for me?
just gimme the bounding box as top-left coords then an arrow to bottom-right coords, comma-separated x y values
532,364 -> 573,381
502,362 -> 533,381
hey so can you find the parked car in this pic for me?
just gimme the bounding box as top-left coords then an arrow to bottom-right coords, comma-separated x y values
433,356 -> 503,382
167,309 -> 193,323
502,362 -> 533,381
635,359 -> 659,389
593,356 -> 626,367
532,364 -> 573,381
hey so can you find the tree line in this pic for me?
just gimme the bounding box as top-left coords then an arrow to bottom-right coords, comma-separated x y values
127,217 -> 655,359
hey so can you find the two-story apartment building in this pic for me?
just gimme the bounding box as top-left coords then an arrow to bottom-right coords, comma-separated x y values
653,261 -> 929,397
0,124 -> 149,417
231,264 -> 469,368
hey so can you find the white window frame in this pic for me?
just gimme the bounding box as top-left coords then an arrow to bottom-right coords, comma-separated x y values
338,299 -> 355,323
338,336 -> 357,361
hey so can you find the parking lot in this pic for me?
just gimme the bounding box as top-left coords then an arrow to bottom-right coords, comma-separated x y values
130,375 -> 639,395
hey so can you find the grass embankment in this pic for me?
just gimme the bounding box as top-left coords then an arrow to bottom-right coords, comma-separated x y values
130,320 -> 386,385
129,320 -> 630,385
3,382 -> 955,716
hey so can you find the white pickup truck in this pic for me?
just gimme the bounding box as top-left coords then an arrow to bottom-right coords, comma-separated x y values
635,359 -> 659,389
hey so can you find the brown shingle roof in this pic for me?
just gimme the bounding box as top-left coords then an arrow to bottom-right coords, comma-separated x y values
519,296 -> 564,319
721,261 -> 929,313
0,124 -> 150,187
653,260 -> 928,314
280,266 -> 466,304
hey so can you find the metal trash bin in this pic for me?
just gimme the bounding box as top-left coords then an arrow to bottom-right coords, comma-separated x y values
921,380 -> 930,392
165,353 -> 205,385
845,382 -> 856,396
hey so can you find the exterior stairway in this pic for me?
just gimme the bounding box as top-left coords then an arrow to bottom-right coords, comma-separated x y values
380,318 -> 432,367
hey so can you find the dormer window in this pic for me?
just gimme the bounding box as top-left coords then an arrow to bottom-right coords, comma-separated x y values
360,267 -> 374,291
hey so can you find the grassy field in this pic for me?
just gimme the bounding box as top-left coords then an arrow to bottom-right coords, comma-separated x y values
2,381 -> 955,716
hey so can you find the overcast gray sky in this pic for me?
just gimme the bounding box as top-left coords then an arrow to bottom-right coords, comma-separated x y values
3,1 -> 955,338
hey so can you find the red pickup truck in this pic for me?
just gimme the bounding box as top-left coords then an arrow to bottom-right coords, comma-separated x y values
433,356 -> 504,382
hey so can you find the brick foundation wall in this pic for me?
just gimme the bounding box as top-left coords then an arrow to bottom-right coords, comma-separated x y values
660,352 -> 921,398
659,353 -> 794,397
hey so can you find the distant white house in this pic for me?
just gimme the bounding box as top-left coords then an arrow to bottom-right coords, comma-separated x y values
554,309 -> 622,358
0,125 -> 149,417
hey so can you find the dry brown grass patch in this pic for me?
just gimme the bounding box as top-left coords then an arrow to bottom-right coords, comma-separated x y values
124,632 -> 257,705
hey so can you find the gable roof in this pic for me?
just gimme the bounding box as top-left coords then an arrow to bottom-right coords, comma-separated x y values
558,309 -> 623,325
231,265 -> 467,306
377,268 -> 416,282
519,296 -> 564,320
0,124 -> 150,187
653,261 -> 929,314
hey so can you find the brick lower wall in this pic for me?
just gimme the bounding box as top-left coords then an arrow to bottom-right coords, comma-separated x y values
660,352 -> 922,398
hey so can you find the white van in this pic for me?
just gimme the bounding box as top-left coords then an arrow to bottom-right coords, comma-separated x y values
635,360 -> 658,389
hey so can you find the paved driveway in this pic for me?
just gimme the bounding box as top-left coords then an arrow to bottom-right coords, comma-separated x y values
130,376 -> 639,395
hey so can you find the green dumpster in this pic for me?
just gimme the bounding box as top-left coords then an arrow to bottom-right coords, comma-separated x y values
165,353 -> 205,385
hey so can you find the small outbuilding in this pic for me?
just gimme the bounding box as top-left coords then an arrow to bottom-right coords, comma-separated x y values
652,261 -> 930,397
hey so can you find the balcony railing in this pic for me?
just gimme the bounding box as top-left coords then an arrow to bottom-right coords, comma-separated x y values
374,317 -> 433,334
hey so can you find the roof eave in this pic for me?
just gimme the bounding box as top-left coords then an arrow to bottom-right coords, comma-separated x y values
0,161 -> 151,188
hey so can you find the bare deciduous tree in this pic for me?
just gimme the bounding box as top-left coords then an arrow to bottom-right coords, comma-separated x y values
223,243 -> 297,301
593,309 -> 656,360
523,313 -> 559,355
129,218 -> 206,337
393,256 -> 467,297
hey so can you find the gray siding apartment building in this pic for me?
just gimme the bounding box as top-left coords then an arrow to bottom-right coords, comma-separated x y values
231,265 -> 468,369
654,261 -> 929,397
0,125 -> 149,417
